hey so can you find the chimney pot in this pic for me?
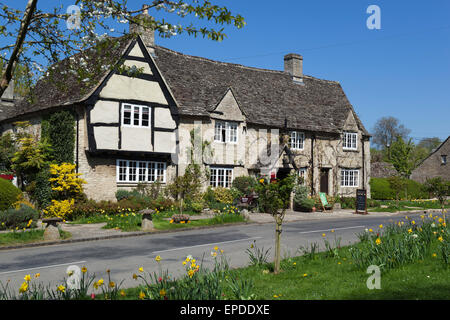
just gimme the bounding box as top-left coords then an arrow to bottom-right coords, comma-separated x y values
284,53 -> 303,83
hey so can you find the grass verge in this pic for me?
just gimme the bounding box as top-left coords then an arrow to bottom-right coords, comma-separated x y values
0,229 -> 71,246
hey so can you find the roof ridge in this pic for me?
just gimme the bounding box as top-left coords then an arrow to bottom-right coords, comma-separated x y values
154,45 -> 340,84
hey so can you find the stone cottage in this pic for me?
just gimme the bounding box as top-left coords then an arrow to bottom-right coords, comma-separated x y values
0,12 -> 371,201
411,136 -> 450,183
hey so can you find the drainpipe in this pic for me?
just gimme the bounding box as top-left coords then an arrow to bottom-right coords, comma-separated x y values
310,133 -> 315,196
361,136 -> 365,190
75,108 -> 79,173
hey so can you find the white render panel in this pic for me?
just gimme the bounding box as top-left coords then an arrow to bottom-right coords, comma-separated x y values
128,42 -> 144,57
154,107 -> 176,129
123,60 -> 153,75
93,126 -> 118,149
91,100 -> 119,124
99,74 -> 168,105
154,131 -> 176,153
121,126 -> 152,151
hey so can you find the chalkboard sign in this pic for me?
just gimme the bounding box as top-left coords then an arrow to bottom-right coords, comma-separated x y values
355,189 -> 368,215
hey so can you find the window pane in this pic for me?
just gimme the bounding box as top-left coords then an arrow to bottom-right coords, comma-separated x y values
148,162 -> 155,182
133,106 -> 140,126
129,161 -> 137,181
142,107 -> 149,127
138,162 -> 146,182
210,168 -> 217,187
118,160 -> 127,181
123,105 -> 131,125
215,122 -> 223,142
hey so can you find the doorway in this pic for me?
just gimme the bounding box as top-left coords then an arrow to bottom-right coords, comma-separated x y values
320,168 -> 330,195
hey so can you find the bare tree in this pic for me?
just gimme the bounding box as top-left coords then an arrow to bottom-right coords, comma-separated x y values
371,116 -> 411,150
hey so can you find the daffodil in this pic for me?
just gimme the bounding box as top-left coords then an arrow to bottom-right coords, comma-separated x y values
139,291 -> 146,300
19,281 -> 28,293
57,285 -> 66,293
159,289 -> 166,297
155,255 -> 161,262
24,274 -> 31,281
138,267 -> 144,272
375,238 -> 381,245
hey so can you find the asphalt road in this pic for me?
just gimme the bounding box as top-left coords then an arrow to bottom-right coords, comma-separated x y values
0,212 -> 433,294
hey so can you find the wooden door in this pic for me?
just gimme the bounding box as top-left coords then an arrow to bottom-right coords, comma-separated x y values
320,168 -> 329,195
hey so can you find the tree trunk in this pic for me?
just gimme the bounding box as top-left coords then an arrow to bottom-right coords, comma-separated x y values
0,0 -> 37,96
273,211 -> 285,274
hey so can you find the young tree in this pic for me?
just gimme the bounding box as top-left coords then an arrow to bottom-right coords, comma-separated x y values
0,0 -> 245,96
387,175 -> 407,206
388,136 -> 415,178
256,173 -> 296,274
424,177 -> 450,221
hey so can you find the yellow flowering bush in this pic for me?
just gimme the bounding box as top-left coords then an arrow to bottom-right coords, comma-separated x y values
49,163 -> 86,198
43,199 -> 75,219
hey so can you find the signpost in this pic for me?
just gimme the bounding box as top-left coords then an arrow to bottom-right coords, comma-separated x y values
355,189 -> 368,215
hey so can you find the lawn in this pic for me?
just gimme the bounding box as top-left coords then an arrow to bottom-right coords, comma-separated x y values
368,200 -> 450,213
69,212 -> 246,232
118,213 -> 449,300
0,229 -> 71,246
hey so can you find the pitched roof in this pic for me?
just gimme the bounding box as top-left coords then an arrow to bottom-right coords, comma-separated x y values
1,35 -> 369,136
0,35 -> 133,122
153,45 -> 368,135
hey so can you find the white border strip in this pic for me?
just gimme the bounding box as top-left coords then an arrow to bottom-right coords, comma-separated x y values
150,237 -> 262,255
298,226 -> 365,234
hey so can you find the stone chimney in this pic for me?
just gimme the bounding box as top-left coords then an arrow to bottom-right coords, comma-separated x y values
129,5 -> 155,52
284,53 -> 303,83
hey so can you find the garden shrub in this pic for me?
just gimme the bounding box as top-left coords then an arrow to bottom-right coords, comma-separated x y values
115,189 -> 139,201
0,178 -> 21,210
0,204 -> 39,230
213,187 -> 233,204
232,176 -> 257,195
203,187 -> 216,207
43,199 -> 75,219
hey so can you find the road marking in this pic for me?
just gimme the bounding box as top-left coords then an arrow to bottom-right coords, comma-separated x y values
0,261 -> 87,276
150,237 -> 263,255
298,225 -> 366,234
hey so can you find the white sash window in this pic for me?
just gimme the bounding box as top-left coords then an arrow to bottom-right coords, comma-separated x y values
117,160 -> 166,183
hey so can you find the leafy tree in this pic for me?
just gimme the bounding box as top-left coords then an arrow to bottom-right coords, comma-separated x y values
387,175 -> 407,206
417,137 -> 442,153
0,132 -> 16,172
255,173 -> 296,274
371,116 -> 411,150
388,136 -> 415,178
0,0 -> 245,97
424,177 -> 450,220
10,121 -> 52,188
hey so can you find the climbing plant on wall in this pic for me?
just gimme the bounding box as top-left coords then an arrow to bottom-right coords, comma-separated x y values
41,111 -> 75,164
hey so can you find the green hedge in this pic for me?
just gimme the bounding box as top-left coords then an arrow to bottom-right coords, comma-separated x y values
369,177 -> 428,200
0,178 -> 21,211
0,204 -> 39,230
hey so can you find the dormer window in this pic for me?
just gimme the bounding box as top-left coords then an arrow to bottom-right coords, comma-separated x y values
343,131 -> 357,150
214,121 -> 238,143
122,103 -> 150,128
290,131 -> 304,150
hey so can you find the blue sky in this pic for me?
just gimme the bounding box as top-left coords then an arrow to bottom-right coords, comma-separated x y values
4,0 -> 450,142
